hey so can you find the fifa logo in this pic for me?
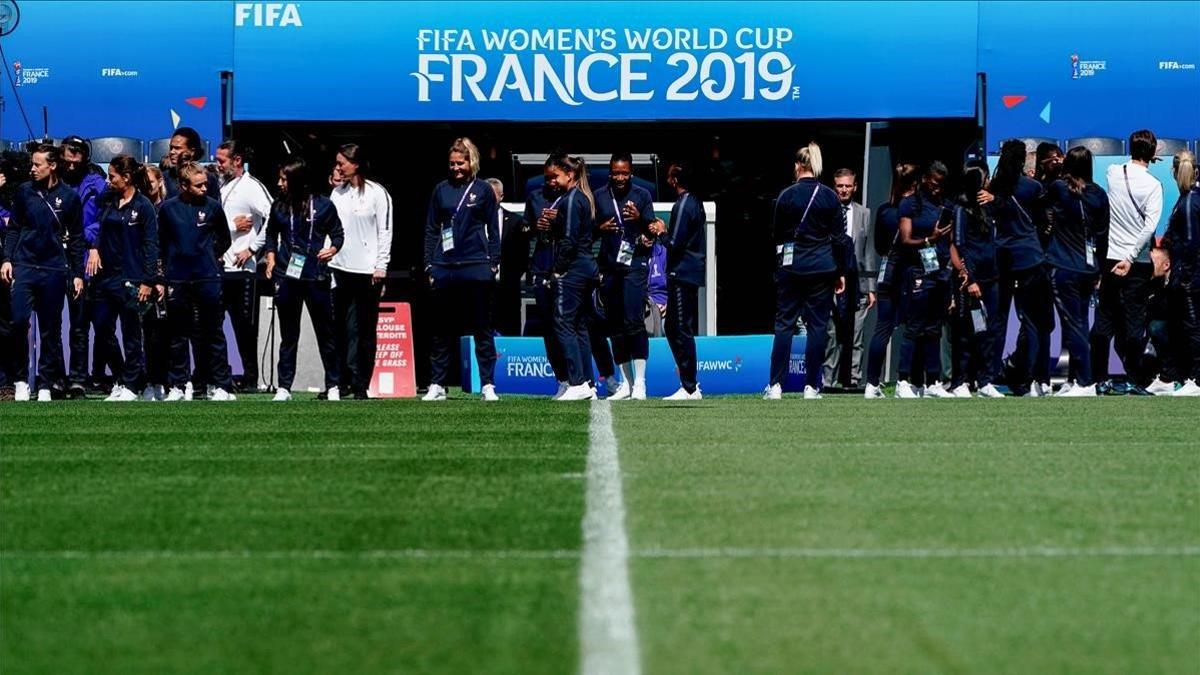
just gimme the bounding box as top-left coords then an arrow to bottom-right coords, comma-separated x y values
1070,54 -> 1079,79
12,60 -> 19,87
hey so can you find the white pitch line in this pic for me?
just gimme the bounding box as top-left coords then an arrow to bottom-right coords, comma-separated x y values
2,546 -> 1196,562
578,399 -> 641,675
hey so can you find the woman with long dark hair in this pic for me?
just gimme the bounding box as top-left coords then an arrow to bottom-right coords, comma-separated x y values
525,155 -> 571,397
894,162 -> 954,398
991,139 -> 1054,396
948,161 -> 1003,397
421,137 -> 501,402
263,157 -> 344,401
864,162 -> 919,398
547,154 -> 600,401
1045,147 -> 1109,396
329,143 -> 393,399
764,142 -> 846,400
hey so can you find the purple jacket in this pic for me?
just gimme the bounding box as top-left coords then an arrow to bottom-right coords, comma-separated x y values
68,169 -> 107,246
648,242 -> 667,306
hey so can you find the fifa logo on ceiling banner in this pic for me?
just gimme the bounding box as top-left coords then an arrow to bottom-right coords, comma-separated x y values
1069,53 -> 1105,79
235,3 -> 302,27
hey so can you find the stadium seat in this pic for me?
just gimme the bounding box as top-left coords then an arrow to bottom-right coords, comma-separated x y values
1019,137 -> 1060,153
1156,138 -> 1189,156
1067,137 -> 1124,155
89,137 -> 143,163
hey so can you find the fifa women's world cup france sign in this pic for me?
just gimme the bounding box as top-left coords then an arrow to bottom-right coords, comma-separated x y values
410,26 -> 797,107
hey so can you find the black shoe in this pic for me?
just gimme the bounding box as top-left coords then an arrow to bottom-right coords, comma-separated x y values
352,390 -> 370,400
66,383 -> 87,400
0,386 -> 14,401
1125,383 -> 1153,396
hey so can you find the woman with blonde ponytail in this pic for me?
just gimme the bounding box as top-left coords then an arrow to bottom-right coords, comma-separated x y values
763,142 -> 849,400
1162,150 -> 1200,396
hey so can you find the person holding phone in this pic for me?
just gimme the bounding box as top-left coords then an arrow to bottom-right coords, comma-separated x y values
894,162 -> 954,398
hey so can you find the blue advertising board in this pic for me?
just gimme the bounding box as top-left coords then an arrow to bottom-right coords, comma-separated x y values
461,335 -> 810,396
980,0 -> 1200,149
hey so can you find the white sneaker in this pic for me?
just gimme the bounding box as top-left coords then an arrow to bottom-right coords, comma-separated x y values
273,388 -> 292,401
481,384 -> 500,401
209,388 -> 236,401
326,386 -> 340,401
184,381 -> 194,401
689,385 -> 703,400
664,386 -> 693,401
422,384 -> 447,401
1173,379 -> 1200,397
950,383 -> 973,398
864,383 -> 885,399
106,385 -> 137,402
1054,381 -> 1076,397
36,389 -> 52,402
977,383 -> 1005,398
558,383 -> 596,401
607,380 -> 631,401
895,380 -> 921,399
631,382 -> 647,400
803,385 -> 822,400
925,382 -> 955,398
14,381 -> 30,401
552,381 -> 569,400
1061,383 -> 1097,397
1147,377 -> 1177,396
1024,381 -> 1044,397
165,386 -> 186,402
762,383 -> 782,400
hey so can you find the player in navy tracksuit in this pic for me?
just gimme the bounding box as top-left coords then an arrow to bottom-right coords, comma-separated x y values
948,162 -> 1003,397
655,162 -> 707,400
0,144 -> 85,399
1045,147 -> 1109,396
157,162 -> 236,400
61,135 -> 111,396
263,157 -> 344,401
546,154 -> 600,401
864,163 -> 919,398
525,162 -> 571,396
895,163 -> 955,398
594,152 -> 656,400
422,138 -> 501,402
89,156 -> 159,401
991,139 -> 1055,395
1162,159 -> 1200,396
763,145 -> 845,400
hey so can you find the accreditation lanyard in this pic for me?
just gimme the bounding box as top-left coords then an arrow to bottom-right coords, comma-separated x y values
442,182 -> 473,252
782,186 -> 819,266
612,196 -> 636,266
286,197 -> 315,279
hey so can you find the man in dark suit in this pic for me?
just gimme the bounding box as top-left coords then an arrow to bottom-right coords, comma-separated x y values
486,178 -> 530,336
824,168 -> 876,388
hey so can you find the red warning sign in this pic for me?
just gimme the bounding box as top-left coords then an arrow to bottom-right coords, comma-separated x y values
368,302 -> 417,398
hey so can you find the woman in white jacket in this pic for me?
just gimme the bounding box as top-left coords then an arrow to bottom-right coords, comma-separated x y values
329,144 -> 393,399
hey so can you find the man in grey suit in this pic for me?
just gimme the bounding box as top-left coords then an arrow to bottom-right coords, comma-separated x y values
824,168 -> 877,388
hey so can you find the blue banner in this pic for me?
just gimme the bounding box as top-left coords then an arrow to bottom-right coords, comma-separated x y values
462,335 -> 809,396
233,1 -> 979,122
0,1 -> 228,144
981,0 -> 1200,149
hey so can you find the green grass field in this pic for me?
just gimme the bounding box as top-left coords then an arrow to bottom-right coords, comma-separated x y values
2,396 -> 1198,674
